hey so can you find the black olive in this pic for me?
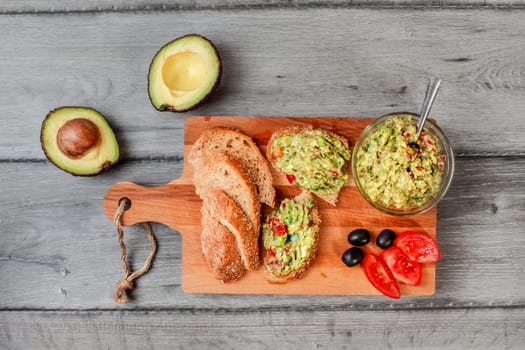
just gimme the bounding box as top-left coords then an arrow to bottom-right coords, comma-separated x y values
348,229 -> 371,246
342,247 -> 364,267
408,141 -> 420,149
376,229 -> 396,249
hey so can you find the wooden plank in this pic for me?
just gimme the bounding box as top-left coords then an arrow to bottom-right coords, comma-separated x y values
1,156 -> 524,308
1,309 -> 525,349
103,116 -> 437,296
1,9 -> 525,160
1,1 -> 525,14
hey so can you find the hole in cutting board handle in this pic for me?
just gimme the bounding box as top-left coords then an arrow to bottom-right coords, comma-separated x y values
118,197 -> 132,211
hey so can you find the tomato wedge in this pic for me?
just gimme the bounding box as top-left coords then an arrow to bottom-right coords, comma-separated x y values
285,174 -> 296,184
269,216 -> 287,236
381,247 -> 422,286
395,231 -> 440,263
362,253 -> 400,299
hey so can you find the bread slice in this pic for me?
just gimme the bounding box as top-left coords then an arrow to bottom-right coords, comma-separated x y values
262,191 -> 320,284
189,127 -> 276,208
192,152 -> 261,236
266,125 -> 351,206
204,188 -> 260,271
201,204 -> 246,282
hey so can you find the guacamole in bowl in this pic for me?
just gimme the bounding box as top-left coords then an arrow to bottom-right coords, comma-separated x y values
352,113 -> 454,216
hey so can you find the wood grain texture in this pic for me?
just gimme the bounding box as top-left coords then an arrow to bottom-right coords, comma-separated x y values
1,156 -> 524,308
1,9 -> 525,160
2,309 -> 525,350
103,116 -> 437,296
1,4 -> 525,349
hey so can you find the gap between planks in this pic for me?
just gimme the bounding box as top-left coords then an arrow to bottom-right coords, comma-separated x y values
2,302 -> 525,314
2,2 -> 525,16
1,153 -> 525,163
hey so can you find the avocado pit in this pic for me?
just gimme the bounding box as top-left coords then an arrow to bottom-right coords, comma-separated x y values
41,106 -> 119,176
57,118 -> 101,159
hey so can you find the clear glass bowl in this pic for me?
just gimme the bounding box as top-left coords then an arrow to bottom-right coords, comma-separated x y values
351,112 -> 455,216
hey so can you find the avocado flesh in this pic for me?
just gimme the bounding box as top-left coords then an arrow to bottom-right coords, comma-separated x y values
41,107 -> 119,176
148,34 -> 221,112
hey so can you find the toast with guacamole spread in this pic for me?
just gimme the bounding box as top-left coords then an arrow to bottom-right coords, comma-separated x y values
189,127 -> 276,207
262,191 -> 320,283
266,125 -> 351,205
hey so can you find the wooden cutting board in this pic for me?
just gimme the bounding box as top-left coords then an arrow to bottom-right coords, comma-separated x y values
103,116 -> 437,296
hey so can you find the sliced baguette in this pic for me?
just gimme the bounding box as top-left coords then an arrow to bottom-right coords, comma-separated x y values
193,151 -> 261,236
189,127 -> 276,208
262,191 -> 320,284
204,188 -> 260,271
201,204 -> 246,282
266,125 -> 350,206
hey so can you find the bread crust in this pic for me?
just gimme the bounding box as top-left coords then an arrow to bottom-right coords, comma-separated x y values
262,191 -> 321,284
266,125 -> 350,206
187,136 -> 205,175
191,146 -> 262,282
201,204 -> 246,282
189,127 -> 276,207
204,188 -> 260,271
192,151 -> 261,237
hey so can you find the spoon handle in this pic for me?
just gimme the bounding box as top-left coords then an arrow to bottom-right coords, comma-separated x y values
416,77 -> 441,137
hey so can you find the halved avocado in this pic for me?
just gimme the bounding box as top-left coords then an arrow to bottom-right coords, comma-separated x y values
40,106 -> 119,176
148,34 -> 222,112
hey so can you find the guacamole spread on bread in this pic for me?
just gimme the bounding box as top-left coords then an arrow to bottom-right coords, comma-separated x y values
272,129 -> 351,195
355,115 -> 445,208
263,197 -> 317,277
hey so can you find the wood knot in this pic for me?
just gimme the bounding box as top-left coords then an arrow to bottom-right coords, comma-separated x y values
113,278 -> 134,304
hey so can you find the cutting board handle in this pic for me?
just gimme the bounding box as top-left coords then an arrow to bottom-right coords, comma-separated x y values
102,180 -> 200,232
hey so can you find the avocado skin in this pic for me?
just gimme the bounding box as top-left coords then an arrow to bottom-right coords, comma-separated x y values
40,106 -> 120,176
147,34 -> 222,113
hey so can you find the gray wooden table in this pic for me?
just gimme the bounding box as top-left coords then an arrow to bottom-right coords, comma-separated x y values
2,1 -> 525,349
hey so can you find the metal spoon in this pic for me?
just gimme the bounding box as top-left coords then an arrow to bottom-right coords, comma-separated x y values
415,77 -> 441,138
